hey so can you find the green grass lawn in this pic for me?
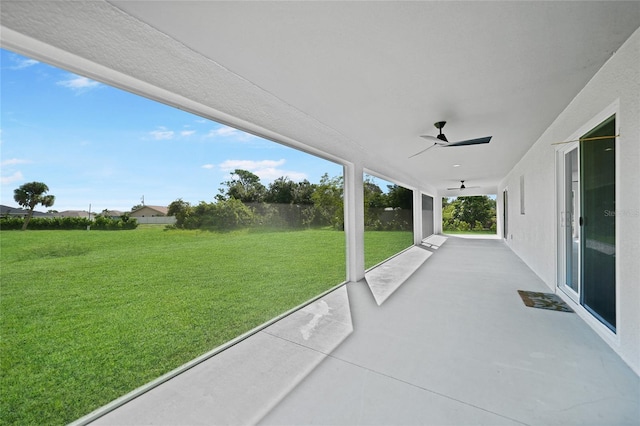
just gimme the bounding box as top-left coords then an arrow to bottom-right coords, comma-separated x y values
364,230 -> 413,268
442,229 -> 498,235
0,226 -> 411,425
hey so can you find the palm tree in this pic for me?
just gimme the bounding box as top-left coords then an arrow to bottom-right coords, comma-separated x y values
13,181 -> 55,230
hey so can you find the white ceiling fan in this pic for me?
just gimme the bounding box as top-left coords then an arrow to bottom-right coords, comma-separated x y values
410,121 -> 492,158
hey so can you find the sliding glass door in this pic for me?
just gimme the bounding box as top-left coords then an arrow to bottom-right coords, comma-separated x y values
558,115 -> 616,331
580,117 -> 616,330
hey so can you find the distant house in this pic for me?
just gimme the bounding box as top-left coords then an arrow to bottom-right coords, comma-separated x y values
54,210 -> 95,220
130,205 -> 168,218
0,205 -> 53,218
100,210 -> 125,220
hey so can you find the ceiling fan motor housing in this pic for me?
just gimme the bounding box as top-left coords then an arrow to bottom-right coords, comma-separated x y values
435,121 -> 448,142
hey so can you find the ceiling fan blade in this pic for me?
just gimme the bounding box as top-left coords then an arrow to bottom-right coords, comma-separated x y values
408,143 -> 437,158
446,186 -> 480,190
420,134 -> 449,144
443,136 -> 492,147
419,134 -> 439,142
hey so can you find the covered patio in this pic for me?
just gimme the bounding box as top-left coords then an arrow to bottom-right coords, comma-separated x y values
84,236 -> 639,425
2,2 -> 639,424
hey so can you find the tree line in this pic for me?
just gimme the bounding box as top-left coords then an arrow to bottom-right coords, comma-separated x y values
5,177 -> 497,233
3,181 -> 137,231
167,170 -> 414,231
442,196 -> 497,232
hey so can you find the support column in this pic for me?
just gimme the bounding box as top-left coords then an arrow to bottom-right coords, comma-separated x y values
413,189 -> 422,245
343,163 -> 365,282
434,195 -> 443,234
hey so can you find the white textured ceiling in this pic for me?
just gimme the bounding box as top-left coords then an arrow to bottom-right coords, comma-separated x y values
2,1 -> 639,196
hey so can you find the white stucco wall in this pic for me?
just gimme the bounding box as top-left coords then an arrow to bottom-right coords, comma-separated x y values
498,28 -> 640,374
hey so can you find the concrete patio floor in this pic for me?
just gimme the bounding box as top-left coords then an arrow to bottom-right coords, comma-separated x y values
86,236 -> 639,425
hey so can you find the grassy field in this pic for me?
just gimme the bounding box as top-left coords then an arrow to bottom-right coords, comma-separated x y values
442,229 -> 498,235
0,226 -> 411,425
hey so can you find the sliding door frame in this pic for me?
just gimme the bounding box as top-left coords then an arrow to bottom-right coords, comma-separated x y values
555,100 -> 620,341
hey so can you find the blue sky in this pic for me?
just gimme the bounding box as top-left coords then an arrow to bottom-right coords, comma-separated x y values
1,49 -> 343,212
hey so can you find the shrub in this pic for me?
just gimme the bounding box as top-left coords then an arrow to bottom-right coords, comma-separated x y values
0,216 -> 137,230
92,216 -> 137,230
213,199 -> 255,229
181,200 -> 255,230
0,217 -> 25,230
167,199 -> 193,228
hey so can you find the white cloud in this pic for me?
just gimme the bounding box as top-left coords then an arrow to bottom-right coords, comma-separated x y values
148,127 -> 198,140
10,57 -> 39,70
219,159 -> 307,183
219,159 -> 286,172
255,168 -> 308,182
57,74 -> 101,93
206,125 -> 254,141
149,127 -> 175,140
1,158 -> 30,167
1,171 -> 24,185
201,164 -> 215,169
210,126 -> 238,137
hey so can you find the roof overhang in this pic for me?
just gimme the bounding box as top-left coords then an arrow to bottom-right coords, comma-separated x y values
2,1 -> 638,195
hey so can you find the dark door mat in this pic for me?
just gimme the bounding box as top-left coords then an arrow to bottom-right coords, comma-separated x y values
517,290 -> 574,312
